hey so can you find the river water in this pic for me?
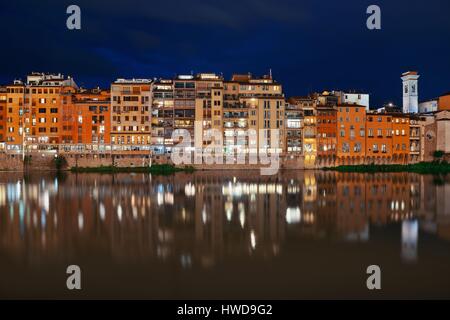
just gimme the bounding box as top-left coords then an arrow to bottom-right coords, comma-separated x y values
0,170 -> 449,299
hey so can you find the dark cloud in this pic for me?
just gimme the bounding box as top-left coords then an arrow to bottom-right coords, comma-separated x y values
0,0 -> 449,106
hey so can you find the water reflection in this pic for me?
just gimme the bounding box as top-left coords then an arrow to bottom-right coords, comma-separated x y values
0,171 -> 449,270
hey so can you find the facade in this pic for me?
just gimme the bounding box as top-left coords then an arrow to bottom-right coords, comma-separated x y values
409,115 -> 421,162
342,92 -> 370,111
196,73 -> 223,147
151,79 -> 174,154
365,113 -> 392,163
435,111 -> 450,154
285,102 -> 303,154
315,91 -> 339,107
5,73 -> 78,152
289,97 -> 317,167
173,75 -> 196,142
71,88 -> 111,146
110,79 -> 152,149
402,71 -> 420,114
316,105 -> 337,164
336,104 -> 366,165
149,73 -> 286,161
419,99 -> 438,113
421,115 -> 438,162
0,87 -> 6,144
226,74 -> 285,155
391,114 -> 410,164
439,93 -> 450,111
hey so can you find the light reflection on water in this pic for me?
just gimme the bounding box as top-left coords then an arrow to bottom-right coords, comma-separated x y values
0,171 -> 450,298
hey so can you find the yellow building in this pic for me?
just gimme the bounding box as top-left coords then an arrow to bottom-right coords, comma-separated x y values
110,79 -> 152,150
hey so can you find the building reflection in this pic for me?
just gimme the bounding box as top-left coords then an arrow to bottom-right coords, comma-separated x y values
0,171 -> 449,267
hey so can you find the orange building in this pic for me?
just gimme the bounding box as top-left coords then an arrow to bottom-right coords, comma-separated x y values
5,83 -> 26,150
391,114 -> 410,164
439,92 -> 450,111
5,73 -> 78,151
336,104 -> 366,165
365,113 -> 393,163
316,105 -> 337,161
0,87 -> 6,143
72,88 -> 111,146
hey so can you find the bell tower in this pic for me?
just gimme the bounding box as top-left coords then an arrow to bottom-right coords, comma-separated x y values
401,71 -> 420,114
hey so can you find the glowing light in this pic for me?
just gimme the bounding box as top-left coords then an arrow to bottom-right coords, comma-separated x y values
225,201 -> 233,222
202,206 -> 207,224
250,230 -> 256,249
286,207 -> 301,224
157,192 -> 164,206
117,205 -> 123,221
239,210 -> 245,228
184,183 -> 196,197
78,211 -> 84,230
99,202 -> 105,220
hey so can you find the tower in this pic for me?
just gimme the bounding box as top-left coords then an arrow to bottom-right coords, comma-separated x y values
401,71 -> 420,113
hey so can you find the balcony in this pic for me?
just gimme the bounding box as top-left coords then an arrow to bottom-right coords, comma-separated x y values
224,112 -> 248,119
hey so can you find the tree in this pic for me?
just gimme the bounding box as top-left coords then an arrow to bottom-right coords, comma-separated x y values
433,150 -> 445,159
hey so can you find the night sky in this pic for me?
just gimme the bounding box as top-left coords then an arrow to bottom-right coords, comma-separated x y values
1,0 -> 449,107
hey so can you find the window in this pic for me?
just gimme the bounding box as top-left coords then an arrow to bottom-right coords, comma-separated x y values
350,129 -> 355,139
342,143 -> 350,153
360,127 -> 365,137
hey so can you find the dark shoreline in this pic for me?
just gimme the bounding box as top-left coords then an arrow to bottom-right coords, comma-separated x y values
69,164 -> 195,174
323,162 -> 450,174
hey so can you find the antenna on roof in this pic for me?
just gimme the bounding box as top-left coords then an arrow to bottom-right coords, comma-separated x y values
269,68 -> 272,79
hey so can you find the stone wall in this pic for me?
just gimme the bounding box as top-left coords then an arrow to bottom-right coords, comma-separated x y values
64,153 -> 151,168
0,152 -> 153,171
0,153 -> 23,171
